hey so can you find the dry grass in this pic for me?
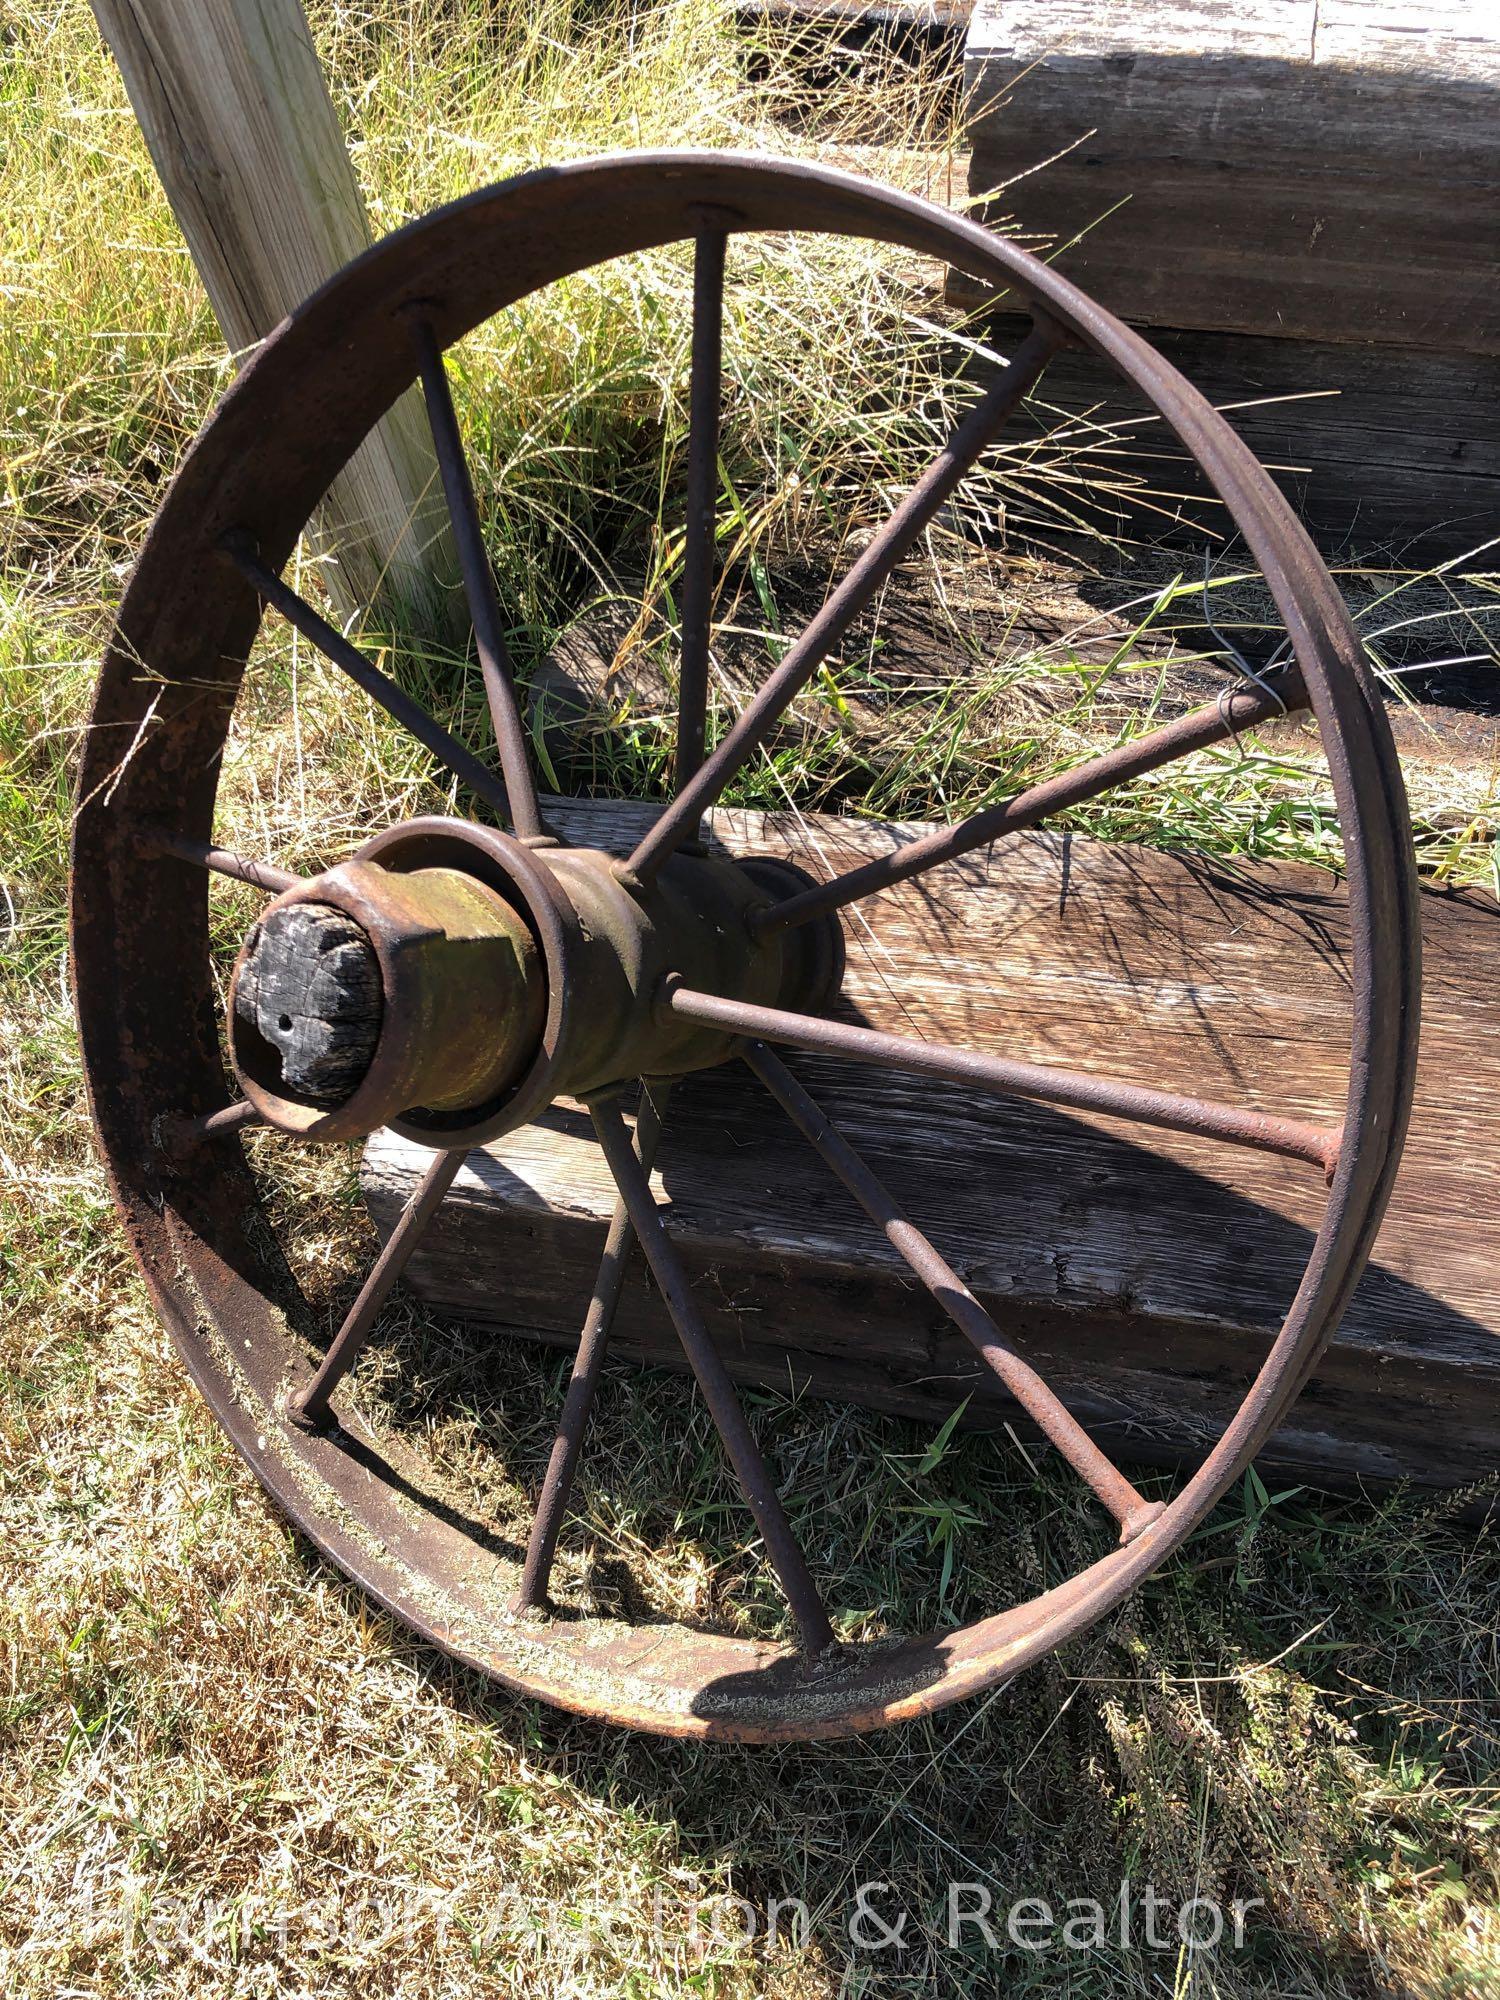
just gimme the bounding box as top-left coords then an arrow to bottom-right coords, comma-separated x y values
3,1 -> 1500,1995
4,1206 -> 1499,1996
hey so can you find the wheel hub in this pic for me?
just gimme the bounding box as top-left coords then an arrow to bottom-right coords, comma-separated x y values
229,819 -> 844,1146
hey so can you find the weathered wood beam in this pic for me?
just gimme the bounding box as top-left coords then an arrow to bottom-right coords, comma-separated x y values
952,311 -> 1500,561
964,0 -> 1500,354
90,0 -> 456,625
960,0 -> 1500,556
362,797 -> 1500,1502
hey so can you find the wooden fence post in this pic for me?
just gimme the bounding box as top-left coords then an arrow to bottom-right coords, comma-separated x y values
90,0 -> 456,627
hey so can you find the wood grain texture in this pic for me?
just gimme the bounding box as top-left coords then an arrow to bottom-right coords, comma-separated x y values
90,0 -> 455,623
362,796 -> 1500,1497
235,903 -> 381,1105
964,0 -> 1500,354
948,309 -> 1500,560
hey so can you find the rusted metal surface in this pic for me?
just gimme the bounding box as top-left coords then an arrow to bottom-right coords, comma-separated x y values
349,825 -> 841,1130
625,315 -> 1064,887
663,979 -> 1342,1173
590,1092 -> 838,1658
226,536 -> 515,823
135,822 -> 303,895
745,1041 -> 1166,1541
292,1146 -> 464,1429
230,861 -> 544,1142
514,1080 -> 673,1612
674,222 -> 729,795
754,662 -> 1310,933
160,1096 -> 266,1154
70,153 -> 1420,1740
407,316 -> 548,843
217,820 -> 840,1151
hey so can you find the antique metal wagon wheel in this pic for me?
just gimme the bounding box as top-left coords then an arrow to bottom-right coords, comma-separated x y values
73,154 -> 1420,1741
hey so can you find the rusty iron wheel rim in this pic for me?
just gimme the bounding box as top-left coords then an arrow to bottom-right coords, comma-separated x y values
71,152 -> 1420,1741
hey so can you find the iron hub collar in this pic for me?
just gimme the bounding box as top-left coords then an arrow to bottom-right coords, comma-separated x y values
229,817 -> 844,1147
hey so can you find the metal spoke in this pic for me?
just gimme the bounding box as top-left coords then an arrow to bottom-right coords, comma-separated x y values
745,1042 -> 1162,1541
674,224 -> 728,797
290,1147 -> 465,1430
136,822 -> 302,895
625,317 -> 1063,886
756,664 -> 1308,932
161,1098 -> 266,1154
408,318 -> 546,841
589,1093 -> 836,1657
662,981 -> 1340,1174
223,534 -> 513,821
514,1081 -> 672,1612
